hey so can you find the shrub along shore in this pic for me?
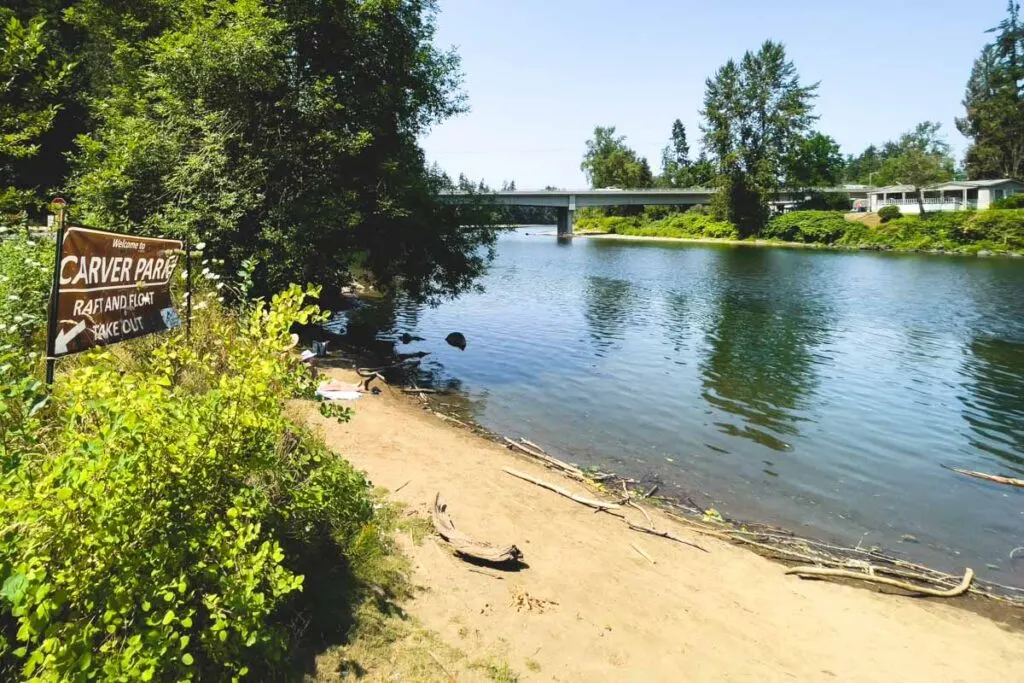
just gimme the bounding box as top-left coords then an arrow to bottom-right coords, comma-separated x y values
0,234 -> 409,681
575,207 -> 1024,256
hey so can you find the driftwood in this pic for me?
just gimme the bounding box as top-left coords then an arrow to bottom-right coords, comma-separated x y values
944,465 -> 1024,488
431,493 -> 523,565
433,411 -> 469,427
401,386 -> 442,394
360,372 -> 385,391
626,521 -> 709,553
786,566 -> 975,597
503,438 -> 587,480
502,467 -> 620,511
626,500 -> 654,527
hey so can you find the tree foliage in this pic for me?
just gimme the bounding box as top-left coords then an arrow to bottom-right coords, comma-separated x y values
700,40 -> 818,236
957,1 -> 1024,179
659,118 -> 692,187
868,122 -> 955,214
2,0 -> 499,304
786,132 -> 844,189
0,12 -> 71,213
580,126 -> 653,189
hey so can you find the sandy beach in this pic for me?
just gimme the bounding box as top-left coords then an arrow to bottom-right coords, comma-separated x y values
298,368 -> 1024,682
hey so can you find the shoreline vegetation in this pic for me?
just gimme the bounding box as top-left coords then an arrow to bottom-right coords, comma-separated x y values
572,207 -> 1024,256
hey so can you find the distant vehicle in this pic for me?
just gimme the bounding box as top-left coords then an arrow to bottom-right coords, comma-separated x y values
600,186 -> 622,191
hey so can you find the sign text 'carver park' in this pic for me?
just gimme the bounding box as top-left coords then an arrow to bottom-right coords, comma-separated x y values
49,226 -> 184,358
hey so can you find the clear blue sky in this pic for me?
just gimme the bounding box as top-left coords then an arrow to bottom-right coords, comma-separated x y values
420,0 -> 1004,189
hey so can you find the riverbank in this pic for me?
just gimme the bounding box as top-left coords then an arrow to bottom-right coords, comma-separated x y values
574,209 -> 1024,256
300,368 -> 1024,682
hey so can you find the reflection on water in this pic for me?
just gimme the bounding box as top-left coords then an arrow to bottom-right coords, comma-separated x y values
699,248 -> 833,451
345,230 -> 1024,583
583,276 -> 636,355
962,338 -> 1024,472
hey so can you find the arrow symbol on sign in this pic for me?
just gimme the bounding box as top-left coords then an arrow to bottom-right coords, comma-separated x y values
54,320 -> 87,355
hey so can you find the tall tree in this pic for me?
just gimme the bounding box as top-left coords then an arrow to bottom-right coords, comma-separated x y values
956,1 -> 1024,179
580,125 -> 653,189
660,119 -> 694,187
64,0 -> 498,303
700,41 -> 818,235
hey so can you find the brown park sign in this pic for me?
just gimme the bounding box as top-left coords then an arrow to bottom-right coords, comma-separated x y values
48,226 -> 184,358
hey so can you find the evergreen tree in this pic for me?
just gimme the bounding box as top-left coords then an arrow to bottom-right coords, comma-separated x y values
956,1 -> 1024,179
660,119 -> 693,187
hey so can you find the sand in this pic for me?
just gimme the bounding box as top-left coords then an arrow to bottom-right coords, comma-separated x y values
301,369 -> 1024,682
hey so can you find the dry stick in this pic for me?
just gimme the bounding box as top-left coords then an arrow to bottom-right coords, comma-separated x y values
394,480 -> 411,493
627,500 -> 654,528
631,543 -> 656,565
401,386 -> 442,394
433,411 -> 468,427
786,566 -> 975,598
427,651 -> 456,682
520,438 -> 548,454
642,484 -> 659,499
944,465 -> 1024,488
502,467 -> 621,510
626,521 -> 709,553
468,567 -> 505,580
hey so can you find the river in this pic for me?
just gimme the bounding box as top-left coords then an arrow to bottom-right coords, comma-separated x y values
346,228 -> 1024,584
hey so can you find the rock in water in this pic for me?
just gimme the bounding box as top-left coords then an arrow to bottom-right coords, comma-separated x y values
445,332 -> 467,350
399,332 -> 425,344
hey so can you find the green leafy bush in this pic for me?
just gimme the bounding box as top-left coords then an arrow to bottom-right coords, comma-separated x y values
0,234 -> 52,472
991,193 -> 1024,209
878,205 -> 902,223
762,211 -> 849,244
0,284 -> 375,681
958,209 -> 1024,250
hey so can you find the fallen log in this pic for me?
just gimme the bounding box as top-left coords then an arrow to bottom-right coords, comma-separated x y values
943,465 -> 1024,488
431,493 -> 523,565
786,566 -> 975,597
502,467 -> 620,511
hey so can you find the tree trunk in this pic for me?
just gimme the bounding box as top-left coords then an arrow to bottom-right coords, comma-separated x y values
917,188 -> 926,216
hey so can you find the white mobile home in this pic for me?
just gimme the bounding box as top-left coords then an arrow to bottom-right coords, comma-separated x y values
867,178 -> 1024,213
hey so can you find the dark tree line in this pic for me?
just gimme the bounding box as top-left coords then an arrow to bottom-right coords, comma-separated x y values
0,1 -> 501,303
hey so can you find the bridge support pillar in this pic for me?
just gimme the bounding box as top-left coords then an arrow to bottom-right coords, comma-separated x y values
556,207 -> 574,236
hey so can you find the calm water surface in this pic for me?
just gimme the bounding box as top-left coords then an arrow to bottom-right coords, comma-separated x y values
350,229 -> 1024,582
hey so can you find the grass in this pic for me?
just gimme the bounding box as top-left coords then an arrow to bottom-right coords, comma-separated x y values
471,658 -> 521,683
306,497 -> 469,681
314,602 -> 466,682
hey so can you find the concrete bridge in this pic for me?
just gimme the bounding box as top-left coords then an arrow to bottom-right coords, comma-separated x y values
444,187 -> 868,235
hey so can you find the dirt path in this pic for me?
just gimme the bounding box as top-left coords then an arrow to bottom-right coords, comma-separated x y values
302,370 -> 1023,682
